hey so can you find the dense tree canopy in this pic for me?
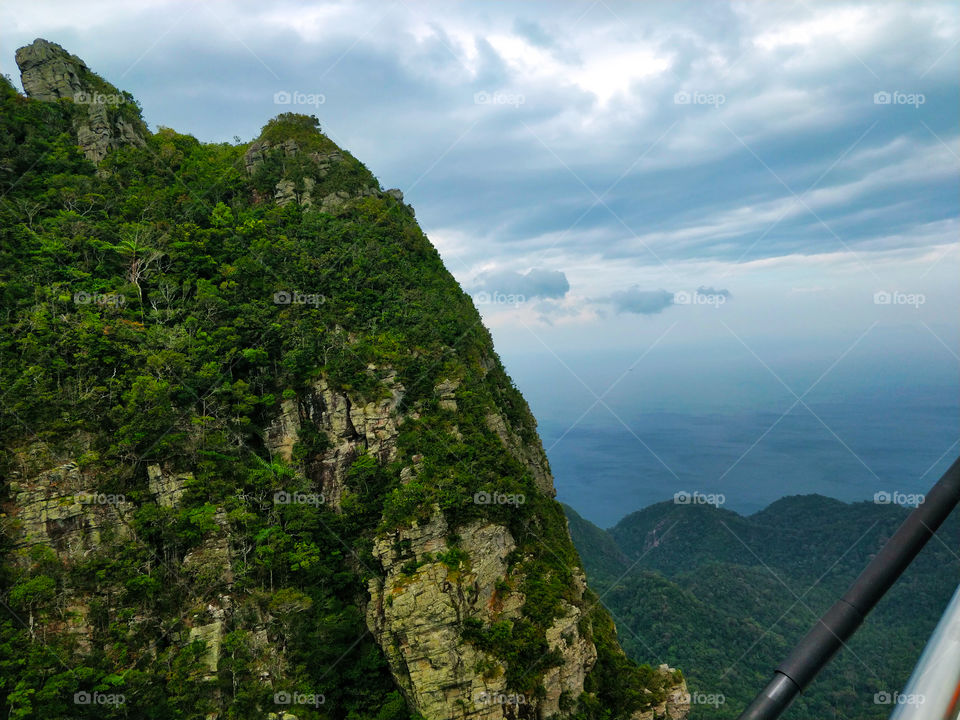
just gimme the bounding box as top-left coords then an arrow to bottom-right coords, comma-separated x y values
0,75 -> 671,720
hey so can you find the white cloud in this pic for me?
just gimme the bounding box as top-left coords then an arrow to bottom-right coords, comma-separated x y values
752,7 -> 875,51
1,0 -> 956,346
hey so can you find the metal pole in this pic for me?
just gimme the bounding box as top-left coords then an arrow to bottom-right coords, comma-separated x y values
738,456 -> 960,720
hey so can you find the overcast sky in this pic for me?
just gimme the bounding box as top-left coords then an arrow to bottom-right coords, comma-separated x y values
2,0 -> 957,424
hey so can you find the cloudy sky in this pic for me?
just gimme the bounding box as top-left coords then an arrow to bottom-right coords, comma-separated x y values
3,0 -> 957,514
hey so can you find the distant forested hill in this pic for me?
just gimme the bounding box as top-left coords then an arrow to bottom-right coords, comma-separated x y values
564,495 -> 959,719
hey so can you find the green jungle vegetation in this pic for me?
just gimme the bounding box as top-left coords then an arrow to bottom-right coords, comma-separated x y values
565,494 -> 959,719
0,64 -> 674,719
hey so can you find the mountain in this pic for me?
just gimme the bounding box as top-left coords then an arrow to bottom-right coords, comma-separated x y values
564,496 -> 959,719
0,39 -> 688,720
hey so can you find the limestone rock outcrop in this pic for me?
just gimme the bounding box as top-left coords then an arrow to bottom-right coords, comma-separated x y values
485,409 -> 555,497
243,133 -> 410,213
15,38 -> 147,163
15,38 -> 88,102
366,508 -> 603,719
264,372 -> 404,510
1,448 -> 231,666
632,670 -> 691,720
4,460 -> 133,559
541,592 -> 597,716
366,510 -> 519,719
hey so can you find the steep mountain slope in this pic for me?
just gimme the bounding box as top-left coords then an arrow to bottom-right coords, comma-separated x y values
0,39 -> 688,720
564,497 -> 959,719
562,506 -> 628,582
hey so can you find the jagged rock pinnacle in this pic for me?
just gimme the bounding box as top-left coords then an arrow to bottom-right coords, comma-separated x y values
15,38 -> 147,163
15,38 -> 90,102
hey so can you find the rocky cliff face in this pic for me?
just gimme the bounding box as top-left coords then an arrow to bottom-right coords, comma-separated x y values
264,373 -> 406,510
258,370 -> 643,718
15,38 -> 147,163
0,39 -> 688,720
243,133 -> 407,213
5,390 -> 687,720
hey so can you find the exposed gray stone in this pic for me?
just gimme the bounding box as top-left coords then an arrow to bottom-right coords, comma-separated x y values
5,461 -> 134,558
367,509 -> 522,719
541,594 -> 597,716
188,603 -> 228,675
435,378 -> 460,412
264,372 -> 405,511
631,668 -> 690,720
15,38 -> 87,101
147,464 -> 189,508
274,177 -> 315,207
319,190 -> 352,213
16,38 -> 147,163
485,410 -> 556,497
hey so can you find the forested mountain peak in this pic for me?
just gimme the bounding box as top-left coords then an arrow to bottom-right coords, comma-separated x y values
0,41 -> 688,719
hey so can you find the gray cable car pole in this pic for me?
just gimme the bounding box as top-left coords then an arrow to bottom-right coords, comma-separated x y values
738,456 -> 960,720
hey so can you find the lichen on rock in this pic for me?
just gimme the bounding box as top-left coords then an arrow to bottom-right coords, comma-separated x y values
366,508 -> 524,719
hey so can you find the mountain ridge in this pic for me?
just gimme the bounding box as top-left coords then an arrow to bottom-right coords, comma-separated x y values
0,38 -> 688,720
564,493 -> 958,719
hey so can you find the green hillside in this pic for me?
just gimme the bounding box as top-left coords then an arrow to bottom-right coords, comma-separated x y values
0,41 -> 684,720
564,497 -> 959,719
